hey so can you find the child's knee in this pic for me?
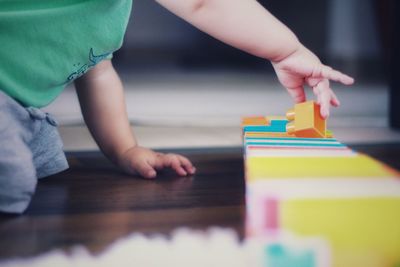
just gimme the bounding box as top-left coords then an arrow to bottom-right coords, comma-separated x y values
0,142 -> 37,214
0,177 -> 37,214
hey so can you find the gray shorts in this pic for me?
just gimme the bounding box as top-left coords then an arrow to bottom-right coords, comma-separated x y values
0,91 -> 68,214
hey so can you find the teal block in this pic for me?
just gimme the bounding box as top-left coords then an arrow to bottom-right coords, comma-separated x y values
264,243 -> 315,267
244,125 -> 287,133
244,120 -> 288,133
270,120 -> 288,126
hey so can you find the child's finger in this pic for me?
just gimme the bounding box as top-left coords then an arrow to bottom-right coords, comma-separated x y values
286,86 -> 306,103
154,153 -> 167,170
313,85 -> 322,105
313,80 -> 331,118
171,160 -> 187,176
313,64 -> 354,85
134,161 -> 157,179
164,154 -> 187,176
330,91 -> 340,107
177,155 -> 196,174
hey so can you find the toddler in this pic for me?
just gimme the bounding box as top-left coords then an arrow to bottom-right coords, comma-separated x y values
0,0 -> 353,214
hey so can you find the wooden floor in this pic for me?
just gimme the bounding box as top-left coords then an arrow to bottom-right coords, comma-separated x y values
0,144 -> 399,260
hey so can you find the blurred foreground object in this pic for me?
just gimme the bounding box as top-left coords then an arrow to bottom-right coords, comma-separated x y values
242,102 -> 400,267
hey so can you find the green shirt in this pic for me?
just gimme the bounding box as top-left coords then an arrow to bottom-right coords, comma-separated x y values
0,0 -> 132,107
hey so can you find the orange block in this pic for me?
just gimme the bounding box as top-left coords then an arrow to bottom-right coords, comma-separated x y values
242,116 -> 287,127
241,116 -> 270,126
286,101 -> 326,138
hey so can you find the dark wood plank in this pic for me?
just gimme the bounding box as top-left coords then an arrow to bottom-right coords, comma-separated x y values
350,143 -> 400,171
0,149 -> 245,259
0,145 -> 399,260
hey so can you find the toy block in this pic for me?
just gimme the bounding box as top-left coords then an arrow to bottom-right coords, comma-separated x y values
242,116 -> 288,133
246,154 -> 398,181
242,116 -> 286,126
242,116 -> 270,127
286,101 -> 326,138
265,243 -> 316,267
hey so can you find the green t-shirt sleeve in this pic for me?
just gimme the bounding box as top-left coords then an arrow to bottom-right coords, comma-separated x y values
106,53 -> 113,60
0,0 -> 132,108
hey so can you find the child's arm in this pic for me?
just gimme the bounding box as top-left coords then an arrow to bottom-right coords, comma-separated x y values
75,60 -> 195,178
156,0 -> 354,117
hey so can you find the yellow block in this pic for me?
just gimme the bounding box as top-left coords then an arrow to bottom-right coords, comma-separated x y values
246,155 -> 398,180
286,101 -> 326,138
281,197 -> 400,267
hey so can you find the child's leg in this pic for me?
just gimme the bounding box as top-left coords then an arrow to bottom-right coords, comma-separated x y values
0,92 -> 38,214
26,108 -> 68,179
0,91 -> 68,214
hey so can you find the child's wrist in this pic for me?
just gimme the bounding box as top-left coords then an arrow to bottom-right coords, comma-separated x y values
270,40 -> 302,64
113,145 -> 139,167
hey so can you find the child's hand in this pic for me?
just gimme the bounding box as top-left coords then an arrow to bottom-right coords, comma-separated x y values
117,146 -> 196,179
272,45 -> 354,118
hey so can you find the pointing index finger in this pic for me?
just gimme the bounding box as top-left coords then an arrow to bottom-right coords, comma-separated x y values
320,65 -> 354,85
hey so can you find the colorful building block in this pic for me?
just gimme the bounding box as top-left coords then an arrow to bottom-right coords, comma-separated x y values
286,101 -> 326,138
242,116 -> 270,126
265,243 -> 316,267
242,116 -> 288,133
242,105 -> 400,267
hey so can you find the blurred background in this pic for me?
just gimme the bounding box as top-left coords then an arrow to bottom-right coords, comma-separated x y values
45,0 -> 400,151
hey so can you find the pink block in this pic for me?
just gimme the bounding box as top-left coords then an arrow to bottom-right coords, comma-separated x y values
265,198 -> 279,230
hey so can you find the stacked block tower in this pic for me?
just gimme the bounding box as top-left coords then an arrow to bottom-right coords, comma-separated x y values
242,101 -> 400,267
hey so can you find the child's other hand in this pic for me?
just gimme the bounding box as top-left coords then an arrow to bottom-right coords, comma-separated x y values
272,45 -> 354,118
117,146 -> 196,179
